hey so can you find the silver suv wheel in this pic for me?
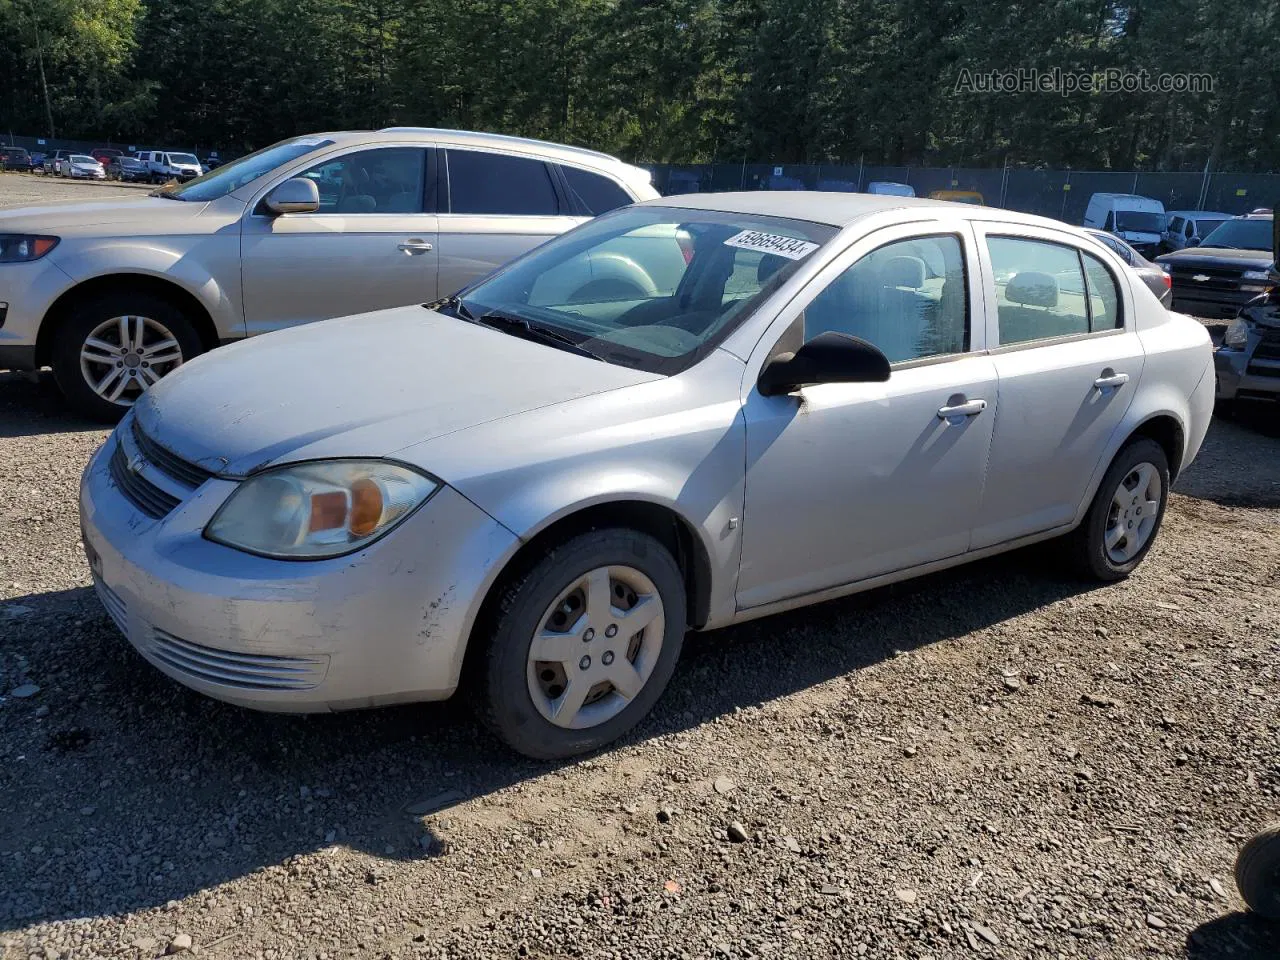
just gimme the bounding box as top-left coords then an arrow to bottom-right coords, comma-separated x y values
78,315 -> 185,406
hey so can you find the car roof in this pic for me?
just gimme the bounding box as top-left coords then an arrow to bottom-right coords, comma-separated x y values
1166,210 -> 1231,218
636,191 -> 1079,231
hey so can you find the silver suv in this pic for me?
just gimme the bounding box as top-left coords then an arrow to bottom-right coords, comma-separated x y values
0,129 -> 656,419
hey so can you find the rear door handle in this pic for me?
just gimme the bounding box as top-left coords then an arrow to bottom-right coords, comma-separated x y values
397,239 -> 433,254
1093,372 -> 1130,390
937,398 -> 987,420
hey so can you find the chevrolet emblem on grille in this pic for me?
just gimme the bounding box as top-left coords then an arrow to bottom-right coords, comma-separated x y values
127,453 -> 148,475
1192,274 -> 1210,282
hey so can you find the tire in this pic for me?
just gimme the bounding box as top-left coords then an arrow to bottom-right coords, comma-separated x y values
478,529 -> 687,760
1236,823 -> 1280,919
51,290 -> 204,422
1069,437 -> 1170,581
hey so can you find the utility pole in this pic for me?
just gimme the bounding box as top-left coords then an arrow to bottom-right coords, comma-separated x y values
23,0 -> 56,139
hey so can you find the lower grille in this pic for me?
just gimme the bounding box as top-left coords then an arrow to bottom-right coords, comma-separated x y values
109,441 -> 180,519
149,629 -> 328,691
132,419 -> 214,489
93,575 -> 128,635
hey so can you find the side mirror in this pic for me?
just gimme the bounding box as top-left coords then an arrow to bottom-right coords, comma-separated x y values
1188,236 -> 1200,246
757,331 -> 891,397
264,178 -> 320,216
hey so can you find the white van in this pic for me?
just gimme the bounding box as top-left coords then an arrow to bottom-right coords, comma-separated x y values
1083,193 -> 1165,258
138,150 -> 204,184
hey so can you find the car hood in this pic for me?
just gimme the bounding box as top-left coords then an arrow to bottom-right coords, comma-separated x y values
1157,247 -> 1273,269
0,196 -> 208,232
132,307 -> 663,478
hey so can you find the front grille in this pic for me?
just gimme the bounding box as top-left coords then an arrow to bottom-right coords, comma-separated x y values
131,419 -> 214,488
93,575 -> 128,634
109,442 -> 180,519
150,629 -> 328,691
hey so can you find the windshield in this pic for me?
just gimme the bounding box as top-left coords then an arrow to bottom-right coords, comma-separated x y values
1200,218 -> 1272,250
450,205 -> 837,374
1115,211 -> 1164,233
71,155 -> 96,164
1192,218 -> 1226,238
168,153 -> 199,165
164,137 -> 335,202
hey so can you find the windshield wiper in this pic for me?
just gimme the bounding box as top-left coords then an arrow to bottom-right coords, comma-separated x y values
423,293 -> 475,321
476,311 -> 603,361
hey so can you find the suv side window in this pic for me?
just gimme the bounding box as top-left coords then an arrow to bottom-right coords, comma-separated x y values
802,234 -> 968,363
560,165 -> 633,215
295,148 -> 426,214
1103,211 -> 1115,231
446,149 -> 560,216
1185,220 -> 1196,239
1168,216 -> 1183,234
988,237 -> 1103,345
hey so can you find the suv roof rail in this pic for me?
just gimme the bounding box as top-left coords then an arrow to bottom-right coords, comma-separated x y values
377,127 -> 623,165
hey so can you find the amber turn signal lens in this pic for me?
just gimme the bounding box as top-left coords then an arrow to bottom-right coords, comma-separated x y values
31,237 -> 58,258
348,478 -> 384,537
309,491 -> 348,531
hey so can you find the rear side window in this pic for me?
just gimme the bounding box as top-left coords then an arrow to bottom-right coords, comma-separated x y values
446,150 -> 560,216
1081,252 -> 1122,331
987,237 -> 1090,345
561,166 -> 632,215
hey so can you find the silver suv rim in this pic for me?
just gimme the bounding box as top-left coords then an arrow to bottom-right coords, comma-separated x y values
79,315 -> 184,406
1105,462 -> 1161,564
527,564 -> 665,730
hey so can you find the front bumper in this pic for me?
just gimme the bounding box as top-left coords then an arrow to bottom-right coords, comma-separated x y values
79,433 -> 518,711
1214,346 -> 1280,403
0,258 -> 74,366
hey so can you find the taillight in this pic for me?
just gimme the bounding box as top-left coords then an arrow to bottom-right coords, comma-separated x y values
1162,273 -> 1172,290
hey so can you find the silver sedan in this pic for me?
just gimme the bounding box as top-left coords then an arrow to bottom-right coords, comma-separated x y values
80,193 -> 1215,759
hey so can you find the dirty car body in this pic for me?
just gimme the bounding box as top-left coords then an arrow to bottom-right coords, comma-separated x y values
80,193 -> 1215,758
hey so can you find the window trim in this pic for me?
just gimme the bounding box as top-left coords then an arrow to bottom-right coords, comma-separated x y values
440,146 -> 568,218
980,229 -> 1131,351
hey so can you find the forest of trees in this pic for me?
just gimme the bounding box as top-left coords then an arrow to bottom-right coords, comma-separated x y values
1,0 -> 1278,171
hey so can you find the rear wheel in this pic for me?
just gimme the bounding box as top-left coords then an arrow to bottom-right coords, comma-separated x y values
52,291 -> 204,422
1069,438 -> 1169,581
1236,823 -> 1280,919
478,529 -> 686,760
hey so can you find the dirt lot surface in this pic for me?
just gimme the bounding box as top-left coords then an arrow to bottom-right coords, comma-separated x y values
0,172 -> 151,208
1,174 -> 1278,960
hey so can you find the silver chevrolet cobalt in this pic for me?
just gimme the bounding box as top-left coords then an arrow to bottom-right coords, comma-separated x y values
80,193 -> 1215,759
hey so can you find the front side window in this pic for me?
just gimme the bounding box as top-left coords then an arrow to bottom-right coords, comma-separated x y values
1168,216 -> 1184,234
561,165 -> 633,215
447,149 -> 560,216
449,206 -> 837,374
802,235 -> 968,363
296,148 -> 425,214
988,237 -> 1101,345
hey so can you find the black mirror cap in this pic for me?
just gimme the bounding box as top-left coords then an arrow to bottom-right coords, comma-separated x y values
758,331 -> 891,396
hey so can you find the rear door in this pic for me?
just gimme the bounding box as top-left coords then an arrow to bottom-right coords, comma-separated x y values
240,145 -> 440,336
969,223 -> 1144,548
436,148 -> 585,295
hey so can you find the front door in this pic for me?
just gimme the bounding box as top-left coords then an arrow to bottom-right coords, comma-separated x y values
969,226 -> 1145,548
240,146 -> 440,336
737,223 -> 998,609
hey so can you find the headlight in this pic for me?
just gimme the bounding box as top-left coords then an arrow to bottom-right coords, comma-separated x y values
206,460 -> 438,559
1222,317 -> 1250,350
0,235 -> 59,263
1242,270 -> 1271,281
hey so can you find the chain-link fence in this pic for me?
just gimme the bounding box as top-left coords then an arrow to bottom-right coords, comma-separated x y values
650,163 -> 1279,222
1,133 -> 219,161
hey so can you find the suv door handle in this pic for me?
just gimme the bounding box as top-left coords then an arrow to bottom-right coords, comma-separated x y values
397,239 -> 433,254
1093,371 -> 1130,390
937,398 -> 987,420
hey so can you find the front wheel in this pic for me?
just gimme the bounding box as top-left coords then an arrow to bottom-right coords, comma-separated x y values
52,291 -> 204,422
478,529 -> 687,760
1068,438 -> 1170,580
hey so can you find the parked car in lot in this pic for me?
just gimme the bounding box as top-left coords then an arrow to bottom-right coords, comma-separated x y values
42,149 -> 73,176
106,155 -> 151,182
1155,213 -> 1275,319
90,147 -> 124,167
1161,209 -> 1231,253
866,181 -> 915,197
0,146 -> 36,171
1213,215 -> 1279,414
1083,193 -> 1165,258
29,151 -> 47,170
136,150 -> 203,182
0,128 -> 658,419
1084,228 -> 1172,307
78,193 -> 1214,759
928,189 -> 984,204
63,154 -> 107,180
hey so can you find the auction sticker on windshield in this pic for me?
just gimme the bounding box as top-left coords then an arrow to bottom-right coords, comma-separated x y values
723,230 -> 820,260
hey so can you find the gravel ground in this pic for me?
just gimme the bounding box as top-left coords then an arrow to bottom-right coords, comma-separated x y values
0,171 -> 151,208
1,174 -> 1278,960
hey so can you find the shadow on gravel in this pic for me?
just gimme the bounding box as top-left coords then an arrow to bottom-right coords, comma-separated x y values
1174,416 -> 1280,509
0,371 -> 103,438
1186,913 -> 1280,958
0,540 -> 1102,927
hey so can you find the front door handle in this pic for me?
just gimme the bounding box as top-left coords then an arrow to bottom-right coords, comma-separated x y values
1093,371 -> 1130,390
937,398 -> 987,420
397,239 -> 433,255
